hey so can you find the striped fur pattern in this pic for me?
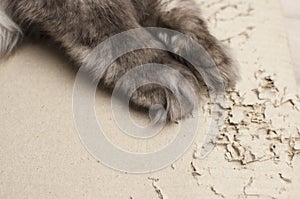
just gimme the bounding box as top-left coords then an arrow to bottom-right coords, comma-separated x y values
0,2 -> 22,58
0,0 -> 239,122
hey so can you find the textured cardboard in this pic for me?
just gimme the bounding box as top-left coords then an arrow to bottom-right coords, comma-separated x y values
1,0 -> 299,198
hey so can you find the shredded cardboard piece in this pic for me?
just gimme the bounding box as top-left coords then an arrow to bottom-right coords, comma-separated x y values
279,173 -> 292,184
210,186 -> 225,198
198,69 -> 300,167
148,178 -> 167,199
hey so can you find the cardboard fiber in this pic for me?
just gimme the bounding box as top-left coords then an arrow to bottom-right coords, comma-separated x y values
0,0 -> 300,198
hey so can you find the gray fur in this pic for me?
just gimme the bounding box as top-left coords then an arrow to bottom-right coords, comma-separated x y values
0,3 -> 22,58
1,0 -> 239,122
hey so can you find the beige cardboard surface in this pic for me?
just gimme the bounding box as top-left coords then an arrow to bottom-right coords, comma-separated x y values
1,0 -> 300,198
281,0 -> 300,92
